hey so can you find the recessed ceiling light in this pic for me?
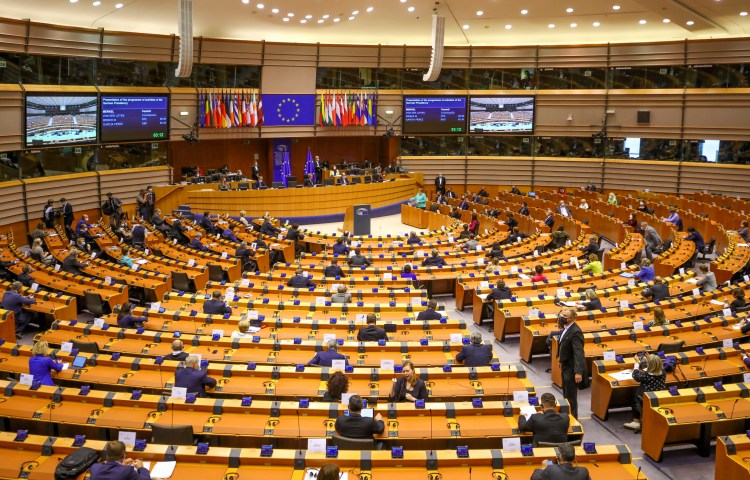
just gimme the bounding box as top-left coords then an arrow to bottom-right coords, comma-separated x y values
287,12 -> 294,17
548,23 -> 555,28
348,15 -> 355,20
663,18 -> 670,23
300,19 -> 306,23
505,24 -> 512,29
318,19 -> 324,23
612,5 -> 621,10
282,17 -> 289,22
333,17 -> 340,22
570,23 -> 577,28
70,0 -> 78,3
408,6 -> 414,12
305,14 -> 312,19
241,0 -> 249,4
566,7 -> 574,13
271,8 -> 279,13
352,10 -> 359,15
256,3 -> 264,8
593,21 -> 601,27
400,0 -> 406,3
520,9 -> 528,15
462,24 -> 470,30
92,1 -> 101,5
741,11 -> 748,16
366,7 -> 374,13
476,10 -> 483,16
115,2 -> 123,8
322,14 -> 329,18
639,19 -> 647,24
686,20 -> 694,25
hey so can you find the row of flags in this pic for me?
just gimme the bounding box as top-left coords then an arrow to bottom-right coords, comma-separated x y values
199,90 -> 263,128
319,92 -> 376,127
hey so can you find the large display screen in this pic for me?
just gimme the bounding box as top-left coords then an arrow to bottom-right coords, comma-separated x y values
402,96 -> 467,134
25,95 -> 98,147
100,95 -> 170,143
469,96 -> 535,133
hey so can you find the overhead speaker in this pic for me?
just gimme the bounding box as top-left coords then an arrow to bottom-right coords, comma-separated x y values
637,110 -> 651,124
423,14 -> 446,82
174,0 -> 194,78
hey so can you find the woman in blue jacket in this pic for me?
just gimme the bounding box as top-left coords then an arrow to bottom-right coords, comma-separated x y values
29,341 -> 63,386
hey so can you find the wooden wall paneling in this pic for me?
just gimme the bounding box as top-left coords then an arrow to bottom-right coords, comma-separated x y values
168,89 -> 198,142
0,87 -> 24,152
686,38 -> 750,64
100,32 -> 174,62
22,172 -> 99,230
318,45 -> 380,68
603,160 -> 679,193
404,46 -> 431,69
535,91 -> 606,136
682,90 -> 750,140
0,18 -> 27,53
678,163 -> 750,198
400,156 -> 465,192
261,65 -> 316,93
379,46 -> 406,69
537,45 -> 609,68
533,158 -> 602,189
605,91 -> 684,137
98,166 -> 171,217
169,139 -> 268,182
199,39 -> 264,65
468,46 -> 538,69
0,180 -> 25,228
442,48 -> 472,69
27,22 -> 100,58
466,157 -> 534,192
262,43 -> 318,68
373,91 -> 403,137
608,41 -> 686,67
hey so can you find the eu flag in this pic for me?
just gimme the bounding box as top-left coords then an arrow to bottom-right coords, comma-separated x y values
262,94 -> 316,126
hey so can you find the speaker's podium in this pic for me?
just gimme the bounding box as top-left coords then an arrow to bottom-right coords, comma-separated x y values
343,204 -> 371,236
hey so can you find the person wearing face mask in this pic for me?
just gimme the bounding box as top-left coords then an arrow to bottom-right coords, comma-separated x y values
389,360 -> 429,402
556,307 -> 587,419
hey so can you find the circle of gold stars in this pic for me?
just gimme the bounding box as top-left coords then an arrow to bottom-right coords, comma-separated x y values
278,97 -> 300,123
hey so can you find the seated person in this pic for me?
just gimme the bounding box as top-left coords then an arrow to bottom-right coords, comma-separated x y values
75,215 -> 94,236
357,313 -> 387,342
17,264 -> 35,288
308,339 -> 349,367
422,249 -> 447,267
576,289 -> 602,311
235,241 -> 253,263
530,443 -> 589,480
29,340 -> 63,386
231,319 -> 252,338
505,213 -> 519,230
117,301 -> 146,328
151,209 -> 171,233
648,307 -> 669,327
455,332 -> 493,367
335,394 -> 385,439
203,290 -> 232,315
389,361 -> 428,402
507,227 -> 528,244
416,299 -> 442,320
30,238 -> 54,266
348,248 -> 371,267
164,340 -> 188,361
581,253 -> 602,274
457,224 -> 472,240
61,248 -> 89,276
332,238 -> 350,256
518,392 -> 570,446
551,225 -> 569,249
131,224 -> 146,246
254,175 -> 268,189
238,210 -> 251,229
486,242 -> 504,260
285,224 -> 305,256
407,232 -> 421,245
685,226 -> 705,251
410,188 -> 427,209
288,268 -> 315,288
90,440 -> 151,480
169,218 -> 189,245
531,264 -> 547,282
463,234 -> 479,251
634,259 -> 655,282
695,264 -> 717,293
642,277 -> 669,301
260,216 -> 281,236
322,371 -> 349,402
304,173 -> 316,187
331,285 -> 352,304
222,227 -> 240,243
400,264 -> 417,282
190,232 -> 208,252
579,236 -> 599,256
200,212 -> 218,234
324,258 -> 345,278
730,288 -> 747,311
175,354 -> 217,397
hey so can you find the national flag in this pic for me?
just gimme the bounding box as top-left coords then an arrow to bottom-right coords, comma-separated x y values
341,94 -> 349,127
257,94 -> 264,126
212,92 -> 220,128
233,93 -> 241,127
224,91 -> 232,128
334,93 -> 341,127
281,151 -> 292,187
199,91 -> 205,128
319,93 -> 325,126
304,147 -> 316,184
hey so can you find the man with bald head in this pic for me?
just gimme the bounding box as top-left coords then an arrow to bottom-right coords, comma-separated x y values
175,354 -> 217,397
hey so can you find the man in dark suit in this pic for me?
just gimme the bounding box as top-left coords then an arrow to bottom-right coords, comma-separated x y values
335,394 -> 385,439
530,442 -> 590,480
203,290 -> 232,315
434,174 -> 446,195
304,173 -> 315,187
90,440 -> 151,480
556,308 -> 587,419
62,248 -> 89,276
251,160 -> 261,181
416,300 -> 442,320
518,392 -> 570,446
288,268 -> 315,288
555,200 -> 573,219
348,248 -> 371,267
445,187 -> 457,199
579,236 -> 599,257
357,313 -> 387,342
1,281 -> 36,338
455,332 -> 493,367
641,277 -> 669,301
458,196 -> 469,210
544,211 -> 555,229
236,241 -> 252,263
510,185 -> 522,195
518,202 -> 530,216
200,212 -> 217,234
151,209 -> 171,234
324,259 -> 345,278
332,238 -> 350,256
60,197 -> 74,229
422,249 -> 447,267
254,175 -> 267,189
190,232 -> 208,252
164,340 -> 189,361
314,156 -> 324,182
175,355 -> 217,397
482,279 -> 513,320
308,339 -> 349,367
260,217 -> 281,236
285,224 -> 305,257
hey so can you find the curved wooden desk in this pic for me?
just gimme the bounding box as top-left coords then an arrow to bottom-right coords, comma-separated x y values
186,178 -> 418,217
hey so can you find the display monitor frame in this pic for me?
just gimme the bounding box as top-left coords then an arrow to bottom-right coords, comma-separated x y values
468,95 -> 536,134
402,95 -> 468,135
25,93 -> 99,147
99,94 -> 170,144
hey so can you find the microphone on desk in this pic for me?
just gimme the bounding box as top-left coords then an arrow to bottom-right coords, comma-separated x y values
429,408 -> 434,454
674,361 -> 689,387
296,410 -> 303,454
635,466 -> 642,480
730,398 -> 740,420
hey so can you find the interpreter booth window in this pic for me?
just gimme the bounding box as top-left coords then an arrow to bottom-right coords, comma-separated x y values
536,68 -> 607,90
401,69 -> 467,90
94,143 -> 168,171
193,64 -> 260,88
0,53 -> 22,84
316,68 -> 372,89
375,69 -> 401,89
0,152 -> 19,182
400,136 -> 466,156
14,55 -> 95,86
622,138 -> 683,161
609,66 -> 685,89
534,137 -> 603,158
686,64 -> 750,88
468,69 -> 536,90
97,59 -> 167,87
718,140 -> 750,164
468,136 -> 533,157
18,145 -> 98,179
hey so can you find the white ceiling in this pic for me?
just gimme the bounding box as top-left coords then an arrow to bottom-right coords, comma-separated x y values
1,0 -> 748,46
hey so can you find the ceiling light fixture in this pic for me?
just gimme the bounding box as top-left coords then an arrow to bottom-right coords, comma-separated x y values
740,11 -> 748,16
408,6 -> 414,12
318,19 -> 324,23
639,19 -> 646,24
505,24 -> 512,29
593,21 -> 601,27
612,5 -> 621,10
333,17 -> 340,22
663,18 -> 670,23
300,19 -> 306,23
462,24 -> 469,30
271,8 -> 278,13
366,7 -> 373,12
352,10 -> 359,15
70,0 -> 78,3
570,23 -> 577,27
349,16 -> 355,20
282,17 -> 289,22
520,9 -> 528,15
566,7 -> 574,13
476,10 -> 483,16
115,2 -> 123,8
256,3 -> 264,8
241,0 -> 249,4
287,12 -> 294,17
92,0 -> 101,5
322,14 -> 329,18
548,23 -> 555,28
305,14 -> 312,18
686,20 -> 694,25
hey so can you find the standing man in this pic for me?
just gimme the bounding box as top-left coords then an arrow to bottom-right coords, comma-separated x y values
145,186 -> 156,221
641,222 -> 663,261
435,173 -> 446,195
251,160 -> 261,181
103,192 -> 123,226
556,307 -> 587,419
60,197 -> 74,230
42,199 -> 56,229
314,156 -> 324,183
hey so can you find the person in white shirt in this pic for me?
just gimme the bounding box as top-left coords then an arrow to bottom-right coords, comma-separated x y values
579,199 -> 589,210
238,210 -> 251,228
232,320 -> 251,338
